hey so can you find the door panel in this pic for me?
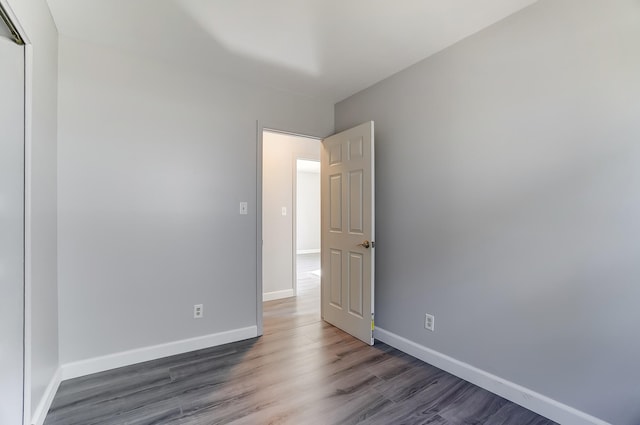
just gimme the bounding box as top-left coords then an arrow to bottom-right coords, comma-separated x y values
348,170 -> 363,233
348,252 -> 363,317
329,174 -> 342,231
329,143 -> 342,164
321,122 -> 374,345
329,249 -> 342,307
348,137 -> 364,160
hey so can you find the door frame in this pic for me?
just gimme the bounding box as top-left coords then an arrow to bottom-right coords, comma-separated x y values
0,1 -> 32,424
255,123 -> 321,335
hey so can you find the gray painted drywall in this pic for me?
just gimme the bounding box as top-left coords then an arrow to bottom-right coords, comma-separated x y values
57,36 -> 333,363
262,133 -> 320,296
335,1 -> 640,424
296,170 -> 320,252
0,35 -> 25,425
6,0 -> 60,418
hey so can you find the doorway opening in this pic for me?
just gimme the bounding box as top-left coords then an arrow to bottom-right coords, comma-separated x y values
260,129 -> 321,332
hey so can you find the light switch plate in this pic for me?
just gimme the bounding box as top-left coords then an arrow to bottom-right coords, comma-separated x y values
240,202 -> 248,215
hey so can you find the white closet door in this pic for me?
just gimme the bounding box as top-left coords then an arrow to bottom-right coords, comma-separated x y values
0,35 -> 25,425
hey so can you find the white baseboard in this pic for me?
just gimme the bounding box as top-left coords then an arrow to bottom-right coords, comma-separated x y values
374,328 -> 610,425
296,249 -> 320,255
61,326 -> 258,380
263,289 -> 294,302
31,367 -> 61,425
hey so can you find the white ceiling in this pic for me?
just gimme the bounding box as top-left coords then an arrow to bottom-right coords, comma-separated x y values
47,0 -> 538,102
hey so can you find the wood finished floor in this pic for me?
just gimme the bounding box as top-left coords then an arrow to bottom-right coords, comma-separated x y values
44,254 -> 556,425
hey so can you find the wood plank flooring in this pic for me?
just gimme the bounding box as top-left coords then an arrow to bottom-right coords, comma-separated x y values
44,254 -> 556,425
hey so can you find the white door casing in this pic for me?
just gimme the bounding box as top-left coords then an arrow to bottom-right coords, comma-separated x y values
321,121 -> 374,345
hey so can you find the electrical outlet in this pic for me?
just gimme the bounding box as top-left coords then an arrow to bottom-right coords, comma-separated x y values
194,304 -> 203,319
425,313 -> 435,331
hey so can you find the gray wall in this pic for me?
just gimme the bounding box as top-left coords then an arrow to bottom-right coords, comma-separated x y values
57,36 -> 333,363
6,0 -> 60,419
262,133 -> 320,298
335,1 -> 640,424
0,35 -> 25,425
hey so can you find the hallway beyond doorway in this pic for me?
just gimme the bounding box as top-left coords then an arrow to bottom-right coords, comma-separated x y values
296,253 -> 320,298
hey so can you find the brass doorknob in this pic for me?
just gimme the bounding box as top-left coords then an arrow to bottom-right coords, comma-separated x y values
358,240 -> 371,249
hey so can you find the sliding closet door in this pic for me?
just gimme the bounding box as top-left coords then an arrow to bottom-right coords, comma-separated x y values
0,34 -> 25,425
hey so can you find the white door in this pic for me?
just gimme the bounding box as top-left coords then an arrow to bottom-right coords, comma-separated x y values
321,121 -> 374,345
0,35 -> 25,425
